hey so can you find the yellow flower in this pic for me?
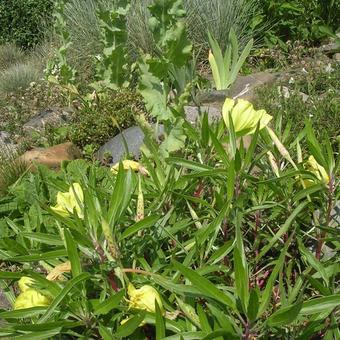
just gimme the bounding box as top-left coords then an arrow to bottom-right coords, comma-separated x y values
111,160 -> 141,173
51,183 -> 84,219
14,289 -> 51,310
111,160 -> 149,176
127,283 -> 163,314
18,276 -> 34,293
222,98 -> 272,136
304,155 -> 329,186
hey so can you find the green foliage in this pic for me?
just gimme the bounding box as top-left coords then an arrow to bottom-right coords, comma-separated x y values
208,29 -> 253,90
0,0 -> 54,49
137,0 -> 193,157
0,108 -> 338,337
55,0 -> 260,80
47,0 -> 77,86
255,0 -> 340,47
69,90 -> 144,149
94,2 -> 131,90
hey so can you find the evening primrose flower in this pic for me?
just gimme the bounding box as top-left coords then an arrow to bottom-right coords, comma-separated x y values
127,283 -> 164,314
14,277 -> 51,310
304,155 -> 329,186
14,289 -> 50,310
222,98 -> 272,137
111,160 -> 149,176
112,160 -> 140,172
18,276 -> 34,293
51,183 -> 84,219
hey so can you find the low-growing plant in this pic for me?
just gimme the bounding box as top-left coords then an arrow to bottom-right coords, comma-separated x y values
69,90 -> 144,150
0,44 -> 25,72
0,98 -> 338,338
0,62 -> 42,95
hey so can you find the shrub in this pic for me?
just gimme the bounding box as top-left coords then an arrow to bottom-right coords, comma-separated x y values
256,0 -> 340,46
0,44 -> 25,71
69,90 -> 145,149
0,61 -> 42,94
0,0 -> 54,49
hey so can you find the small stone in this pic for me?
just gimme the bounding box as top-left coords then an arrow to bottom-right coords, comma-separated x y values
19,142 -> 82,170
333,53 -> 340,62
23,107 -> 72,133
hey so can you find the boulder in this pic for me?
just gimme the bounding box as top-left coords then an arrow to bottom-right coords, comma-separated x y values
184,105 -> 221,124
23,107 -> 72,133
199,71 -> 280,104
20,142 -> 81,170
97,125 -> 164,164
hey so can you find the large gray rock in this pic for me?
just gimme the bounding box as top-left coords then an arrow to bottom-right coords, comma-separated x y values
97,125 -> 164,164
199,71 -> 280,104
23,107 -> 72,133
184,105 -> 221,124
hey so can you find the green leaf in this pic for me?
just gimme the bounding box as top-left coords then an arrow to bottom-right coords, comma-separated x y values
12,328 -> 62,340
299,295 -> 340,315
167,157 -> 213,172
115,313 -> 146,338
38,272 -> 90,323
257,202 -> 308,260
197,303 -> 212,332
160,118 -> 187,156
247,289 -> 259,322
298,238 -> 328,286
94,289 -> 125,316
21,233 -> 63,246
173,260 -> 235,309
6,249 -> 68,262
259,234 -> 293,316
120,215 -> 160,240
234,246 -> 248,312
0,307 -> 47,319
267,302 -> 302,327
64,228 -> 82,278
155,300 -> 166,339
176,296 -> 200,328
202,329 -> 238,340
